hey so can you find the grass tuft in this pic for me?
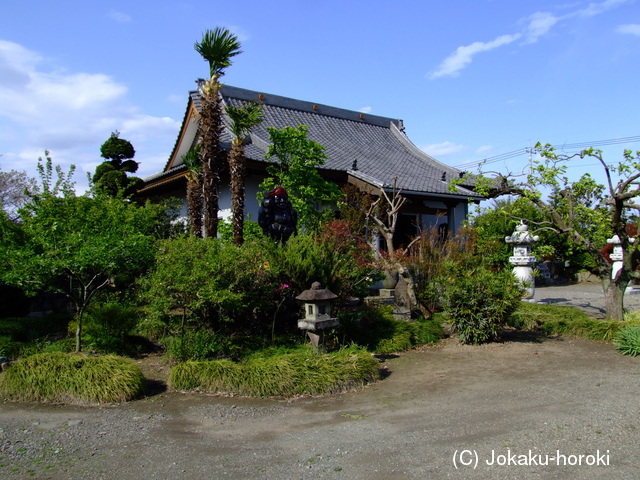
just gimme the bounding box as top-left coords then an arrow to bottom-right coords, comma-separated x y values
613,324 -> 640,357
0,352 -> 145,404
509,302 -> 627,342
169,345 -> 380,397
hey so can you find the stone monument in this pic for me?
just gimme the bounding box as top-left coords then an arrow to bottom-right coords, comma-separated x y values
505,221 -> 539,300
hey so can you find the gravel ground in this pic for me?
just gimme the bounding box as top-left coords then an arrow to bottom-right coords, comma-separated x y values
533,282 -> 640,318
1,283 -> 639,480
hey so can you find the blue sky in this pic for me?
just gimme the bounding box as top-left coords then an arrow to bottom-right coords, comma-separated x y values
1,0 -> 639,193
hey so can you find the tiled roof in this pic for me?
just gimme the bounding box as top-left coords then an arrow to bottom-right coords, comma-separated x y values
149,83 -> 479,199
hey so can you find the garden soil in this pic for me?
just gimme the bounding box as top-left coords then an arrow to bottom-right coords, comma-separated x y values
1,283 -> 639,479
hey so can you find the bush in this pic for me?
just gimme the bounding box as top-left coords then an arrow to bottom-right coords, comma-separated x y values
0,352 -> 146,404
169,345 -> 380,397
164,329 -> 222,362
141,237 -> 282,334
80,301 -> 148,355
613,324 -> 640,356
338,305 -> 444,354
0,314 -> 71,343
84,301 -> 139,339
440,267 -> 523,344
270,224 -> 378,303
408,226 -> 477,314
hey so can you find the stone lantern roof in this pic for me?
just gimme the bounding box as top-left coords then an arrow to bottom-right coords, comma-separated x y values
295,282 -> 338,302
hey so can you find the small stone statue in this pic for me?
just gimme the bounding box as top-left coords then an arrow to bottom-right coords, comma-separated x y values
258,186 -> 298,244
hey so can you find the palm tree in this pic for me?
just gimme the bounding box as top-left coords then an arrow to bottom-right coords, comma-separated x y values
181,144 -> 203,238
194,27 -> 242,238
226,102 -> 264,244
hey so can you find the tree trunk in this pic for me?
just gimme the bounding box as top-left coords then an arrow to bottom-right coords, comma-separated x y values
186,179 -> 203,238
229,145 -> 246,245
602,276 -> 627,321
198,85 -> 223,239
202,158 -> 219,238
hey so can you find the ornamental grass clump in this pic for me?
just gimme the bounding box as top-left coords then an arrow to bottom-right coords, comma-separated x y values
169,345 -> 380,397
0,352 -> 145,404
509,302 -> 625,342
612,324 -> 640,357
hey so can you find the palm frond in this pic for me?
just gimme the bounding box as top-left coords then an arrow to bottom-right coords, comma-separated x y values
226,102 -> 265,141
181,144 -> 202,175
195,27 -> 243,78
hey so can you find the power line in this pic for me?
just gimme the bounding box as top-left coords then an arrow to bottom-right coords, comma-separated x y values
452,135 -> 640,171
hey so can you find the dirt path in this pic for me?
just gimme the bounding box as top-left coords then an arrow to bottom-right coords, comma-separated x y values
1,331 -> 639,479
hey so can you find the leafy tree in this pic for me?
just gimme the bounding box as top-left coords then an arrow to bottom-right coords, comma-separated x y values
93,131 -> 143,197
457,143 -> 640,321
182,144 -> 203,237
0,167 -> 37,222
0,154 -> 165,352
259,125 -> 343,231
226,101 -> 264,244
194,27 -> 242,238
469,197 -> 588,270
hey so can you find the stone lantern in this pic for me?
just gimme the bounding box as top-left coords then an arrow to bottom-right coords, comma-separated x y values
505,221 -> 539,300
296,282 -> 339,349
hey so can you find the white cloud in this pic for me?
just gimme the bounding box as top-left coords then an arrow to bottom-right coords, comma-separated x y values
429,33 -> 521,79
358,106 -> 372,114
0,40 -> 179,191
108,10 -> 132,23
522,12 -> 559,44
576,0 -> 631,17
617,24 -> 640,35
429,0 -> 631,79
421,141 -> 466,156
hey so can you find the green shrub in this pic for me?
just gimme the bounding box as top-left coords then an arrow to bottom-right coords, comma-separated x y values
43,338 -> 76,353
141,237 -> 281,334
0,352 -> 146,404
164,330 -> 222,362
169,345 -> 380,397
84,301 -> 140,339
0,314 -> 71,343
440,267 -> 523,344
613,324 -> 640,356
269,225 -> 378,303
338,305 -> 444,354
0,336 -> 21,359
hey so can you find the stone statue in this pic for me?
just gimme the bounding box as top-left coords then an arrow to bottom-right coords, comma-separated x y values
258,186 -> 298,244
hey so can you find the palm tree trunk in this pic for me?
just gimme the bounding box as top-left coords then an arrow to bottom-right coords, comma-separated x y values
198,86 -> 223,238
229,144 -> 246,244
186,179 -> 203,238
